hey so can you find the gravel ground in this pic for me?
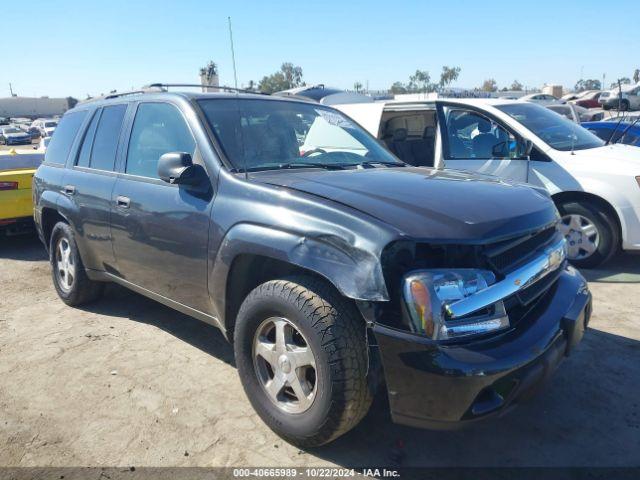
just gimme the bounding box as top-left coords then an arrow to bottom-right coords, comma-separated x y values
0,234 -> 639,468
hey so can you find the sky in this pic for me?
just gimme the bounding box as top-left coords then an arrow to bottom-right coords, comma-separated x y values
3,0 -> 639,99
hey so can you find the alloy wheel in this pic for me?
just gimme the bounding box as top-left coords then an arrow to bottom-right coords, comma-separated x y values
55,237 -> 75,292
559,214 -> 599,260
252,317 -> 317,414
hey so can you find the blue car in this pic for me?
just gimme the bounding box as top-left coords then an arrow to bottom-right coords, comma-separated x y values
581,121 -> 640,147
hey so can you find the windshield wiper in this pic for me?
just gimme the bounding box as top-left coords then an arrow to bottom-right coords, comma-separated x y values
241,162 -> 348,173
612,117 -> 640,144
356,160 -> 407,168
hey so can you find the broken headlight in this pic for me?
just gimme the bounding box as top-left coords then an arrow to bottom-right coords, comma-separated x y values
403,269 -> 509,340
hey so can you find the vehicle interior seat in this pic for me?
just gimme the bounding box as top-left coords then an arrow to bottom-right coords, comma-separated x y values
239,114 -> 299,168
472,119 -> 497,158
388,128 -> 416,164
411,126 -> 436,166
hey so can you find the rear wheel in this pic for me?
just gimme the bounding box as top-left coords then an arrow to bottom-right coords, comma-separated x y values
620,100 -> 630,112
234,276 -> 372,447
556,200 -> 619,268
50,222 -> 104,306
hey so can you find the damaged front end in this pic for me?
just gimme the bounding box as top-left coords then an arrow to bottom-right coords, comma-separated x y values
358,223 -> 591,428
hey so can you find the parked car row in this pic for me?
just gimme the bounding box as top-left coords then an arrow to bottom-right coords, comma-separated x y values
521,84 -> 640,113
599,83 -> 640,111
33,86 -> 592,447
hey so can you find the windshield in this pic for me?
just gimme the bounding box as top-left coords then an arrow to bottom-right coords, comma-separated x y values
198,98 -> 401,172
2,128 -> 22,134
496,103 -> 604,151
44,122 -> 57,128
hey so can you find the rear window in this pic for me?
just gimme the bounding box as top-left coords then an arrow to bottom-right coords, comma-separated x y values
89,104 -> 127,171
44,111 -> 88,165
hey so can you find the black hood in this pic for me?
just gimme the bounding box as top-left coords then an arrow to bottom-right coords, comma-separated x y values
249,167 -> 558,243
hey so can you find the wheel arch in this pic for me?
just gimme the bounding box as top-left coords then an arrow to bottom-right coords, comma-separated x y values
209,223 -> 388,338
40,207 -> 70,253
551,190 -> 622,247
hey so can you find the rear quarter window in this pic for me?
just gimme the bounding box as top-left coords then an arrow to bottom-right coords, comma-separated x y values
44,110 -> 88,165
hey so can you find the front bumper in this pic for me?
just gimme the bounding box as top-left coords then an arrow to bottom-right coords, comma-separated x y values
373,266 -> 591,429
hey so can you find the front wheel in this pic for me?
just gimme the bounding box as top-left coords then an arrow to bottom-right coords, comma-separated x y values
620,100 -> 630,112
234,276 -> 373,447
556,200 -> 619,269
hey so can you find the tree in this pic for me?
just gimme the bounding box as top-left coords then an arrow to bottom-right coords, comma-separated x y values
634,69 -> 640,84
481,79 -> 498,92
510,80 -> 524,91
258,62 -> 305,94
199,61 -> 218,79
408,70 -> 431,93
439,66 -> 461,88
574,78 -> 602,92
353,81 -> 363,93
390,81 -> 408,94
610,77 -> 631,89
66,97 -> 78,109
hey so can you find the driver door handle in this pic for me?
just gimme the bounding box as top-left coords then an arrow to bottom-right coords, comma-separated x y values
63,185 -> 76,196
116,195 -> 130,209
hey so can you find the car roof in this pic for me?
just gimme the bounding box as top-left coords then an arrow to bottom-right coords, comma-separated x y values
74,90 -> 318,112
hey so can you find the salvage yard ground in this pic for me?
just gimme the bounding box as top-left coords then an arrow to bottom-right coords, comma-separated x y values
1,234 -> 639,467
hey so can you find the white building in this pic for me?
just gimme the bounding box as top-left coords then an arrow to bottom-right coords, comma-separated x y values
0,96 -> 71,119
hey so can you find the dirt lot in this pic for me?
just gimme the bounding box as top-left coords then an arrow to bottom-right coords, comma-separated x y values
1,234 -> 639,468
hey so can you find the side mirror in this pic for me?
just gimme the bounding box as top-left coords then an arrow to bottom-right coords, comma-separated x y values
158,152 -> 206,186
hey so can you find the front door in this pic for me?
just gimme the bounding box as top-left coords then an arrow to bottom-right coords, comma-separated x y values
436,102 -> 529,183
110,101 -> 213,313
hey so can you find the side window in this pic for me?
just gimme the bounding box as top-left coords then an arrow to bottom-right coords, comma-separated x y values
445,109 -> 517,159
89,104 -> 127,171
125,103 -> 195,178
75,109 -> 101,167
44,110 -> 88,165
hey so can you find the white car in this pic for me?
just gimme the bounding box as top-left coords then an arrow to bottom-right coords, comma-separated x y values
519,93 -> 564,105
29,118 -> 58,138
599,83 -> 640,111
547,104 -> 604,123
336,98 -> 640,267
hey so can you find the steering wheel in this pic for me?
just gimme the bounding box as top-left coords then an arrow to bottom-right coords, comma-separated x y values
302,148 -> 327,157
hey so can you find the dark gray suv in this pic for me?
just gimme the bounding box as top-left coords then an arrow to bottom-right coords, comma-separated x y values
33,86 -> 591,447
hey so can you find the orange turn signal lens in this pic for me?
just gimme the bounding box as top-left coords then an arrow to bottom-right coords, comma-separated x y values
409,280 -> 435,337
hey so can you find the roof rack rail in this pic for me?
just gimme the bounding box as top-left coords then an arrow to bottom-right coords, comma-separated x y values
104,85 -> 165,99
144,83 -> 269,95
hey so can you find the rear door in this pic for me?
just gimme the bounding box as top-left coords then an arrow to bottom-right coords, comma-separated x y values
110,101 -> 212,313
61,104 -> 128,272
435,102 -> 529,183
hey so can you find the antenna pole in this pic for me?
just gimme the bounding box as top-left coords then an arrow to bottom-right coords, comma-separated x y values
228,17 -> 239,89
9,83 -> 14,96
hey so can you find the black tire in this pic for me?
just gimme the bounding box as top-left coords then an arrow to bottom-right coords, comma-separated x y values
50,221 -> 104,306
234,276 -> 373,448
556,200 -> 619,269
620,100 -> 630,112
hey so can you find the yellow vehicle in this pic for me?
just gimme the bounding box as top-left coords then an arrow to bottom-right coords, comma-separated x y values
0,152 -> 44,235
